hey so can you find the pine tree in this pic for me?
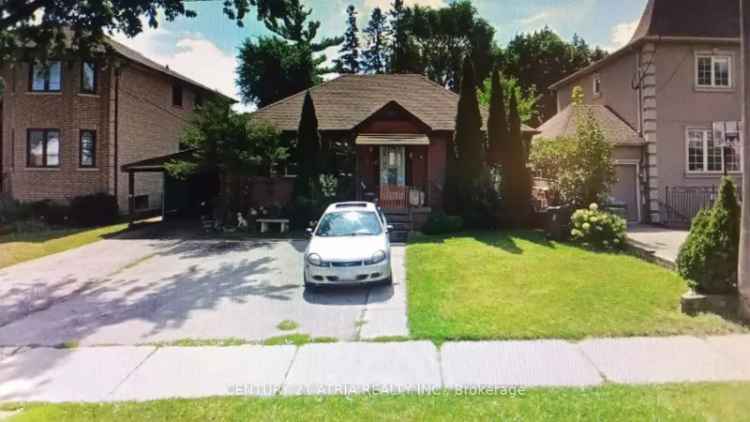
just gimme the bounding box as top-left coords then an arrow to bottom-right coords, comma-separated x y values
453,58 -> 485,185
487,69 -> 509,168
334,5 -> 361,74
295,91 -> 321,197
504,91 -> 532,226
363,7 -> 389,74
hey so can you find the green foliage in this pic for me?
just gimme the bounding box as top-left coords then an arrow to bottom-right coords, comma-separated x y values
0,0 -> 289,63
333,5 -> 361,74
502,90 -> 532,227
528,136 -> 577,181
29,200 -> 70,226
677,178 -> 741,294
388,0 -> 422,74
478,75 -> 538,125
362,7 -> 389,74
69,193 -> 118,227
421,212 -> 464,235
486,69 -> 508,169
263,0 -> 342,52
0,195 -> 31,225
236,37 -> 319,107
570,203 -> 626,250
293,91 -> 321,198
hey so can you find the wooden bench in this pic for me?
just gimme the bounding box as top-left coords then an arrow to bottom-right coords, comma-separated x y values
257,218 -> 290,233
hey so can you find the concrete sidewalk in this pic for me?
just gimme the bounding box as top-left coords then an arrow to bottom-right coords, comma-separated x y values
2,335 -> 749,403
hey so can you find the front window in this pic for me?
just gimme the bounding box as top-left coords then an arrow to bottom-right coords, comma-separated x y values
30,61 -> 62,92
315,211 -> 383,237
79,130 -> 96,167
686,128 -> 743,173
81,61 -> 97,93
27,129 -> 61,168
696,55 -> 732,88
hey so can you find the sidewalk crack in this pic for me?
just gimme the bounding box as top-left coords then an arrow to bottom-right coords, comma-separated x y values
107,347 -> 159,398
277,345 -> 301,396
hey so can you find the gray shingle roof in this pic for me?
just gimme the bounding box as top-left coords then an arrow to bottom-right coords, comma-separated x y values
250,74 -> 537,133
533,105 -> 644,146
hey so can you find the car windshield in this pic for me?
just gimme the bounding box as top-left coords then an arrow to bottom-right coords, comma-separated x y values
315,211 -> 383,237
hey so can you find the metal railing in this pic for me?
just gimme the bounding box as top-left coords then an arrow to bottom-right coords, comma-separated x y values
663,185 -> 743,227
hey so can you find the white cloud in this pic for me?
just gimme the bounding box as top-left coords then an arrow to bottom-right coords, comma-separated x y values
113,24 -> 242,108
609,19 -> 638,50
517,0 -> 597,32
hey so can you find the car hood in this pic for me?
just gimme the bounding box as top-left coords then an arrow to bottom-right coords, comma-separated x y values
307,235 -> 388,261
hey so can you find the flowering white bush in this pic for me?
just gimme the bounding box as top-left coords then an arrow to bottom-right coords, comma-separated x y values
570,203 -> 626,250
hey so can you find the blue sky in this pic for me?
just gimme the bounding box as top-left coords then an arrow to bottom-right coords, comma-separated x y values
114,0 -> 648,109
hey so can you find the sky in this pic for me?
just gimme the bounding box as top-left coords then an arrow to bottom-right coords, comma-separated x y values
113,0 -> 649,111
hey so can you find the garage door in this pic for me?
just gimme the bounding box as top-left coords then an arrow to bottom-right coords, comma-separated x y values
612,164 -> 639,222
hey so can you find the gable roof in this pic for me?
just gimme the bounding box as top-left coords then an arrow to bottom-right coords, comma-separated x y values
533,105 -> 643,146
250,74 -> 537,133
106,37 -> 235,102
549,0 -> 740,91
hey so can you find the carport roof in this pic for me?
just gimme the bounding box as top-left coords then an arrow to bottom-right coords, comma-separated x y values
121,149 -> 196,172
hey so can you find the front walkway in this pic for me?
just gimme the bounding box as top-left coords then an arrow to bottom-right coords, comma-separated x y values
1,334 -> 749,402
627,224 -> 689,268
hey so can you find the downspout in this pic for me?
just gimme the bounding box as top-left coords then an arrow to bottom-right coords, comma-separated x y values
113,63 -> 121,201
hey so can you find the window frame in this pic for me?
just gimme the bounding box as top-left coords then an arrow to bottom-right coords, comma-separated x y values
79,129 -> 97,168
694,53 -> 733,89
685,127 -> 744,174
172,83 -> 183,108
80,61 -> 97,94
27,128 -> 62,168
29,61 -> 62,93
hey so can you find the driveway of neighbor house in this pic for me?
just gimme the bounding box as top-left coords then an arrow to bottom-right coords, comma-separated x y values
0,228 -> 408,346
627,224 -> 689,265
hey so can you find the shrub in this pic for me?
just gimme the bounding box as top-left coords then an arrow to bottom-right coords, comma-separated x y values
421,212 -> 464,235
569,203 -> 626,250
0,195 -> 32,225
29,200 -> 70,226
69,193 -> 119,227
677,177 -> 740,294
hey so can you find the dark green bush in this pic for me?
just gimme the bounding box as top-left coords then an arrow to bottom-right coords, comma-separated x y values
421,212 -> 464,235
69,193 -> 119,227
29,200 -> 70,226
0,195 -> 32,225
677,178 -> 740,294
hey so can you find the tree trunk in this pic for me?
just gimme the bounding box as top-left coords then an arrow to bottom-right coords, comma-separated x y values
739,0 -> 750,319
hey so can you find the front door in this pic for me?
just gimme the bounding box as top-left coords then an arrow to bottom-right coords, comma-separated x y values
612,164 -> 639,222
379,146 -> 407,208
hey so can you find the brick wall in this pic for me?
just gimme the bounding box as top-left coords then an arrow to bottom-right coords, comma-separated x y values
0,56 -> 201,213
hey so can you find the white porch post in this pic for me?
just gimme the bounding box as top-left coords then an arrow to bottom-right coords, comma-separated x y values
740,0 -> 750,319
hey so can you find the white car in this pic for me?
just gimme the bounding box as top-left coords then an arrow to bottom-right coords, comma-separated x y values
304,202 -> 392,288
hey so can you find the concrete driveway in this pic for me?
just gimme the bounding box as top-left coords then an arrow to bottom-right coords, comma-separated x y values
0,229 -> 408,346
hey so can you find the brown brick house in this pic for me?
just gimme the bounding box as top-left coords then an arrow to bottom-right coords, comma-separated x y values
0,37 -> 230,212
251,74 -> 538,213
539,0 -> 744,225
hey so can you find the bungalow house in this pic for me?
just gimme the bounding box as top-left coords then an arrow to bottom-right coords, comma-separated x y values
538,0 -> 744,225
0,36 -> 230,213
251,73 -> 537,222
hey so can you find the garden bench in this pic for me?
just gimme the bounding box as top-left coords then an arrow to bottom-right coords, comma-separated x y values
257,218 -> 290,233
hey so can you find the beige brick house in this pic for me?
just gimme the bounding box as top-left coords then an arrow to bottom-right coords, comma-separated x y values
0,37 -> 230,212
538,0 -> 744,225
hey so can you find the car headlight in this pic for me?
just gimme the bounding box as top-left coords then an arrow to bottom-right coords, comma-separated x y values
307,253 -> 323,266
366,250 -> 387,265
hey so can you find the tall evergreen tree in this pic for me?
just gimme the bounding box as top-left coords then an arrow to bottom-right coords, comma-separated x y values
388,0 -> 421,73
503,92 -> 531,226
334,5 -> 361,74
453,58 -> 485,190
295,91 -> 321,197
363,7 -> 389,74
486,69 -> 509,169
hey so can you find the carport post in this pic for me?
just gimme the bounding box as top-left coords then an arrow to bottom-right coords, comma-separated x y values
128,171 -> 135,226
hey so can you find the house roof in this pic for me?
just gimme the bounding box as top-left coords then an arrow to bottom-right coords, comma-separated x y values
533,105 -> 644,146
250,73 -> 538,133
549,0 -> 740,91
106,37 -> 235,102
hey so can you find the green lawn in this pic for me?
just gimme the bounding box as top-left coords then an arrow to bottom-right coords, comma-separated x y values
407,231 -> 746,341
0,223 -> 129,269
3,384 -> 748,421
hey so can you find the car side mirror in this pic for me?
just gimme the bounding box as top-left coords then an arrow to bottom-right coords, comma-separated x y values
305,228 -> 313,238
386,224 -> 394,232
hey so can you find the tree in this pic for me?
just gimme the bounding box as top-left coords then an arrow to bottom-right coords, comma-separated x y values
165,98 -> 287,219
362,7 -> 389,74
334,5 -> 361,74
236,38 -> 318,107
486,69 -> 508,169
503,90 -> 532,226
502,27 -> 605,124
294,91 -> 321,198
0,0 -> 290,62
453,59 -> 485,183
263,0 -> 341,53
388,0 -> 420,73
478,75 -> 539,125
406,1 -> 496,91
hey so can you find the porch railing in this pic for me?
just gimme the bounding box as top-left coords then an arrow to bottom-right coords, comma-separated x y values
377,185 -> 429,209
662,185 -> 743,227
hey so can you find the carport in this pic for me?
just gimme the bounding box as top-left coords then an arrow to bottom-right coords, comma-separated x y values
121,149 -> 219,224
